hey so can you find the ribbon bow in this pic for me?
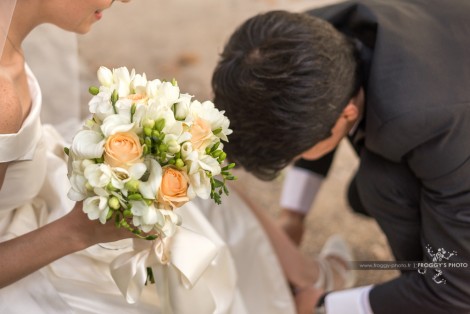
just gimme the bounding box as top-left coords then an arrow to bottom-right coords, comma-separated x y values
110,227 -> 218,307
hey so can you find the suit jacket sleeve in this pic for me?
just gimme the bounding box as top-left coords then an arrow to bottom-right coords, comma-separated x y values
368,105 -> 470,314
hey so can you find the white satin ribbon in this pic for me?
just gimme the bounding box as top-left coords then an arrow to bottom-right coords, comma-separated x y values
110,227 -> 218,306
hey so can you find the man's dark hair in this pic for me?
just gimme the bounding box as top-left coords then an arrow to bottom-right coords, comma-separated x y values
212,10 -> 361,180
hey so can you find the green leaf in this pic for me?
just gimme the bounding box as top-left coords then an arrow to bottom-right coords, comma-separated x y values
212,178 -> 224,188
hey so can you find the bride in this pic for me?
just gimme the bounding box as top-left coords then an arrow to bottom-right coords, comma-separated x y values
0,1 -> 353,313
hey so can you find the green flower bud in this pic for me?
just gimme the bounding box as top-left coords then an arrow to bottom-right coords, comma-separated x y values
128,193 -> 143,201
152,130 -> 160,138
144,137 -> 152,148
171,78 -> 177,86
175,158 -> 185,169
218,152 -> 227,162
159,143 -> 168,153
143,119 -> 155,129
144,127 -> 153,137
108,196 -> 120,210
123,209 -> 133,218
155,119 -> 165,132
167,140 -> 180,154
89,86 -> 100,95
210,142 -> 220,152
222,162 -> 236,171
125,179 -> 140,193
212,150 -> 223,158
106,182 -> 118,191
106,209 -> 113,220
120,219 -> 129,228
111,89 -> 119,103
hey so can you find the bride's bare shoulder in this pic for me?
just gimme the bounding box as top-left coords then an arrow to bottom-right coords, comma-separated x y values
0,67 -> 22,134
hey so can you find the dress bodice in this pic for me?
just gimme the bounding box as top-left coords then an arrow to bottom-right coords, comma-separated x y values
0,65 -> 46,216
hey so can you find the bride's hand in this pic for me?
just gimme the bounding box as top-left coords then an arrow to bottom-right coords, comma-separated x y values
65,202 -> 135,248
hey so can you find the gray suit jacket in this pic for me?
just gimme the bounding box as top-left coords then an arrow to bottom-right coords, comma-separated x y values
302,0 -> 470,312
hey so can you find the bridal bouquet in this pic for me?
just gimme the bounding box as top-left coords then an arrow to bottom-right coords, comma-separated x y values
66,66 -> 235,240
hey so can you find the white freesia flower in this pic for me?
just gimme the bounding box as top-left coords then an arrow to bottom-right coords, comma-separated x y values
83,193 -> 110,224
187,100 -> 232,141
101,114 -> 135,137
97,66 -> 113,87
89,90 -> 114,121
174,93 -> 192,120
84,163 -> 112,188
181,142 -> 221,176
180,142 -> 198,172
130,73 -> 148,95
198,155 -> 221,176
162,121 -> 191,154
110,163 -> 148,193
67,158 -> 95,201
70,158 -> 95,176
113,67 -> 133,97
131,201 -> 164,233
159,210 -> 182,237
158,81 -> 180,107
71,130 -> 105,159
187,169 -> 211,199
67,172 -> 88,201
139,158 -> 163,199
125,162 -> 147,181
115,97 -> 147,127
145,101 -> 177,132
145,79 -> 162,99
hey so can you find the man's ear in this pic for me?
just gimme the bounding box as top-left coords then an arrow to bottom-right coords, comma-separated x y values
341,102 -> 359,122
341,88 -> 364,122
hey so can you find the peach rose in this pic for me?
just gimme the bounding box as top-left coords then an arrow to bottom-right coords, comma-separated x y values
104,132 -> 143,168
158,167 -> 189,209
189,118 -> 212,151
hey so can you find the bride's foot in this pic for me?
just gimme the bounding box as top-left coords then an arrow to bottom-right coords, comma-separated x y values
292,235 -> 356,313
314,235 -> 356,291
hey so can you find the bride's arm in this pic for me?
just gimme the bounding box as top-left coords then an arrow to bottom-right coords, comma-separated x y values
0,202 -> 133,288
0,70 -> 134,288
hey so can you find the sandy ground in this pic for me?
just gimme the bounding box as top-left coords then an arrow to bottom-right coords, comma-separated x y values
32,0 -> 399,288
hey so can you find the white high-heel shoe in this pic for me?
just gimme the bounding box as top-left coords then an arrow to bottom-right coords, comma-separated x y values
314,235 -> 356,291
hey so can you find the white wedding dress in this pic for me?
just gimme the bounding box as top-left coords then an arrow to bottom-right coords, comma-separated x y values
0,65 -> 296,313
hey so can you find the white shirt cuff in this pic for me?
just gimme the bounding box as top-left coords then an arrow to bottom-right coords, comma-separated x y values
325,285 -> 374,314
280,166 -> 324,214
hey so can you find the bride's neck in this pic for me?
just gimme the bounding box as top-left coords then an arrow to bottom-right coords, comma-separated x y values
7,0 -> 42,58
